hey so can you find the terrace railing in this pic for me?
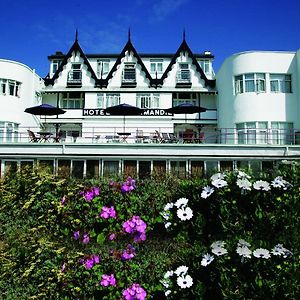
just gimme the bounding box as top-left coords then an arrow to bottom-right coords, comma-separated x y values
1,126 -> 299,145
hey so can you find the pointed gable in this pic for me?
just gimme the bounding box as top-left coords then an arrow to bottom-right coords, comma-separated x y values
160,39 -> 216,88
44,39 -> 98,86
103,39 -> 153,88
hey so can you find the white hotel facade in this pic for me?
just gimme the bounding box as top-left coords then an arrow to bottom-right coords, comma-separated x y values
1,33 -> 300,177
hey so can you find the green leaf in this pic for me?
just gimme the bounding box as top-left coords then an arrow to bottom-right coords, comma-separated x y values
97,233 -> 106,244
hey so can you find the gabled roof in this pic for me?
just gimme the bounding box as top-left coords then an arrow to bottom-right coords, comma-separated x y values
45,33 -> 216,89
101,37 -> 152,88
159,38 -> 215,88
44,37 -> 98,86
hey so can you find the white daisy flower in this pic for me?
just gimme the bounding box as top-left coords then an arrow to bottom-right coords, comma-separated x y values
211,240 -> 226,248
211,246 -> 228,256
237,171 -> 251,179
271,177 -> 291,190
253,248 -> 271,259
210,173 -> 224,181
164,222 -> 172,229
161,279 -> 170,288
236,246 -> 252,258
201,253 -> 214,266
165,290 -> 171,297
237,239 -> 251,248
271,244 -> 292,257
177,274 -> 193,289
236,178 -> 252,190
164,270 -> 174,278
174,265 -> 188,276
211,179 -> 228,189
164,202 -> 174,211
174,197 -> 189,208
162,212 -> 171,220
201,186 -> 215,199
177,206 -> 193,221
253,180 -> 271,191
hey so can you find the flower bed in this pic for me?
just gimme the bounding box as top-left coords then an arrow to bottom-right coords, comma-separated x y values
0,162 -> 299,299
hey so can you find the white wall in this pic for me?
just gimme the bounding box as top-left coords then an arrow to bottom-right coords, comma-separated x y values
0,59 -> 43,128
216,51 -> 299,130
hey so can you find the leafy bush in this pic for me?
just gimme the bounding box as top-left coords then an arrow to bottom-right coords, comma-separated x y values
0,162 -> 299,299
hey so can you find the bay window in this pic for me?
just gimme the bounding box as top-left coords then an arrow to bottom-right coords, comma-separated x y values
270,74 -> 292,93
235,73 -> 265,94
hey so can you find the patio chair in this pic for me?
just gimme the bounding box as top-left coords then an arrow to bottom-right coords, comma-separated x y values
27,130 -> 40,143
135,130 -> 144,143
52,131 -> 62,143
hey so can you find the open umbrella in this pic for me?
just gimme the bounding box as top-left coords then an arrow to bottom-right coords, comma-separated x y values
105,103 -> 143,133
25,103 -> 66,134
25,103 -> 66,115
166,103 -> 206,123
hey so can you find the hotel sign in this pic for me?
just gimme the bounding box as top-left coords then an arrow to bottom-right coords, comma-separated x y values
83,109 -> 172,116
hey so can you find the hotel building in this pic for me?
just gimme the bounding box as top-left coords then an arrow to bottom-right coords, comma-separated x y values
1,33 -> 300,177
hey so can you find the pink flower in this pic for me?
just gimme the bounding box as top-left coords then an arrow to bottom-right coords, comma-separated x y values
81,254 -> 100,269
108,233 -> 116,241
73,230 -> 80,240
121,244 -> 136,261
82,233 -> 90,244
121,177 -> 136,193
100,206 -> 117,219
123,216 -> 147,240
80,186 -> 100,201
123,284 -> 147,300
100,274 -> 117,287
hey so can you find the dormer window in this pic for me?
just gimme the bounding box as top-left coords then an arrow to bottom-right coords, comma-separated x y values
122,63 -> 136,87
150,59 -> 163,74
67,64 -> 82,87
97,59 -> 110,77
176,63 -> 191,87
51,60 -> 62,76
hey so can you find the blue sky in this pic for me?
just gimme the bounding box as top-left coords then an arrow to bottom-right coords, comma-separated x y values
2,0 -> 300,77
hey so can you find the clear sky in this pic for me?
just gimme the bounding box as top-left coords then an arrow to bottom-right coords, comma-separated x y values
1,0 -> 300,77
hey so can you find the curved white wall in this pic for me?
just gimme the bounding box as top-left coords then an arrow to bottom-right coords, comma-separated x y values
216,51 -> 300,130
0,59 -> 43,128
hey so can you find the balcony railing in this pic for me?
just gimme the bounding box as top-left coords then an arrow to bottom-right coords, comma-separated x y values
67,70 -> 82,86
2,126 -> 300,145
176,70 -> 191,87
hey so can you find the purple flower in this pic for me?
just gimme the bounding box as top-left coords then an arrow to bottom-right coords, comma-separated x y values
80,186 -> 100,201
121,177 -> 136,193
84,257 -> 95,269
123,219 -> 136,234
108,233 -> 116,241
82,233 -> 90,244
121,244 -> 136,261
61,262 -> 66,273
100,274 -> 117,287
123,216 -> 147,239
81,254 -> 100,269
123,284 -> 147,300
133,232 -> 147,243
73,230 -> 80,240
60,196 -> 67,205
100,206 -> 117,219
132,216 -> 147,233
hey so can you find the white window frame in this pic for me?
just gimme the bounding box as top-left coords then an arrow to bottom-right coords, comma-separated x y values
62,92 -> 84,109
270,74 -> 292,93
235,73 -> 265,94
136,93 -> 160,109
150,59 -> 163,74
97,59 -> 110,77
123,63 -> 136,82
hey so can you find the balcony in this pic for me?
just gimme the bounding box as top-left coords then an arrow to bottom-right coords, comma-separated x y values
67,70 -> 82,87
176,70 -> 191,88
121,69 -> 136,88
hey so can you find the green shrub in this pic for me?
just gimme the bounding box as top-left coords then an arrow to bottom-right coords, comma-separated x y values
0,162 -> 299,299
